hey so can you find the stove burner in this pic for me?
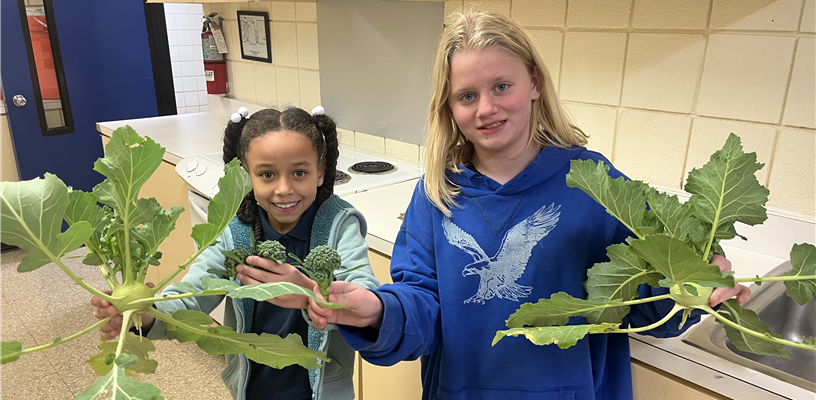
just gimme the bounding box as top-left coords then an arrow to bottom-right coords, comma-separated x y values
348,161 -> 396,175
334,170 -> 351,185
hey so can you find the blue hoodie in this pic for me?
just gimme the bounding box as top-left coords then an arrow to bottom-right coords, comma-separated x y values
340,147 -> 701,400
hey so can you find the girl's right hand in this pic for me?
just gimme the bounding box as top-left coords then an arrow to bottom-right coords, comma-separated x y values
90,285 -> 156,341
308,281 -> 384,330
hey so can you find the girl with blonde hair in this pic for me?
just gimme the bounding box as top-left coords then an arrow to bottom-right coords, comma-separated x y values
308,11 -> 749,400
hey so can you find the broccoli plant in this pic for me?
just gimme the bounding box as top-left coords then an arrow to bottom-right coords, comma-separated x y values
216,240 -> 364,300
493,134 -> 816,358
210,240 -> 287,279
0,126 -> 344,399
289,245 -> 368,299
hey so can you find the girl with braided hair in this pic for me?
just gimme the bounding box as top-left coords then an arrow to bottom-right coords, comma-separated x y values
90,106 -> 380,400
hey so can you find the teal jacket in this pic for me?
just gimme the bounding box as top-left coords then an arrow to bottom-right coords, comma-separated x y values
146,195 -> 380,400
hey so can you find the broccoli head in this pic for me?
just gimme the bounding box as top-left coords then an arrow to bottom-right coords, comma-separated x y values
208,247 -> 251,279
256,240 -> 287,264
295,245 -> 342,299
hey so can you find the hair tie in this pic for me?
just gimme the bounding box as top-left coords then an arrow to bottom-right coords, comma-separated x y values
311,105 -> 324,125
230,106 -> 249,123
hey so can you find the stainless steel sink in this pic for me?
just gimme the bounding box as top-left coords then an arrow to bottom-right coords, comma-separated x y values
683,261 -> 816,392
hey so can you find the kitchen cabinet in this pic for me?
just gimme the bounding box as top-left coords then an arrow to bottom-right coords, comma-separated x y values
1,114 -> 19,182
632,359 -> 728,400
100,135 -> 194,288
356,249 -> 424,400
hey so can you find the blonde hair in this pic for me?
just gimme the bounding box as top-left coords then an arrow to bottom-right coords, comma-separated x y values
424,10 -> 588,216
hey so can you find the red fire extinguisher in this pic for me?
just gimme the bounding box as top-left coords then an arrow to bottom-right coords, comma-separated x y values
202,13 -> 228,95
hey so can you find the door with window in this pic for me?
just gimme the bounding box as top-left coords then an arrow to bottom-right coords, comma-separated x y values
1,0 -> 160,192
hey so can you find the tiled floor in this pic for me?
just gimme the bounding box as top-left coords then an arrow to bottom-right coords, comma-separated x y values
0,247 -> 231,399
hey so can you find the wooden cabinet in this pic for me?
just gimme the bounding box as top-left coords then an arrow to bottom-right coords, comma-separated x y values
632,360 -> 729,400
354,249 -> 424,400
100,135 -> 194,288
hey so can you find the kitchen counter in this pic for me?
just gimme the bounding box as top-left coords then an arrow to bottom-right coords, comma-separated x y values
341,178 -> 419,256
97,112 -> 228,165
342,178 -> 816,400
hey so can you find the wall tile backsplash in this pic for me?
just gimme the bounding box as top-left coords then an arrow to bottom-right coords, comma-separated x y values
490,0 -> 813,216
202,1 -> 319,110
208,0 -> 814,217
165,4 -> 208,115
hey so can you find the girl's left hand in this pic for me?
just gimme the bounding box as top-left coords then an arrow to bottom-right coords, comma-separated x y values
709,254 -> 752,307
236,255 -> 315,309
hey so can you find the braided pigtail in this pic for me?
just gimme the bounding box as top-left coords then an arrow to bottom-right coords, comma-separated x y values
223,107 -> 249,164
236,190 -> 264,243
225,106 -> 265,242
314,114 -> 338,206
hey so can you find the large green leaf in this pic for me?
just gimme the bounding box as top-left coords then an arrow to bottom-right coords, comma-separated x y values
718,300 -> 791,358
506,292 -> 617,328
65,189 -> 107,228
566,159 -> 650,238
128,198 -> 165,230
584,244 -> 663,323
162,309 -> 329,370
131,205 -> 185,255
88,334 -> 158,377
1,341 -> 23,364
191,158 -> 252,248
493,323 -> 620,349
644,188 -> 705,243
628,234 -> 734,287
76,354 -> 164,400
200,278 -> 347,309
92,126 -> 165,214
0,174 -> 93,272
784,243 -> 816,305
685,133 -> 769,230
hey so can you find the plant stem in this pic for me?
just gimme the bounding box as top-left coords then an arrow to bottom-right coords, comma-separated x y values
54,258 -> 114,302
86,241 -> 118,290
128,290 -> 228,306
145,307 -> 211,334
699,305 -> 816,351
152,245 -> 214,293
702,162 -> 730,261
734,275 -> 816,283
1,317 -> 113,363
605,304 -> 684,334
116,310 -> 135,357
606,294 -> 672,308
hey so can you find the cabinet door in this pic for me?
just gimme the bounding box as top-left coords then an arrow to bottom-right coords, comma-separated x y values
631,360 -> 728,400
100,135 -> 194,287
358,250 -> 423,400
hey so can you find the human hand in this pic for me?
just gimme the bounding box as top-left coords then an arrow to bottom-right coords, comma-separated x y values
90,283 -> 156,340
708,254 -> 752,307
307,281 -> 384,330
237,255 -> 314,309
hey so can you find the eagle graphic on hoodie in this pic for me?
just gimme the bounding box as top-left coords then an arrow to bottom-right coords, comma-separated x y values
442,202 -> 561,305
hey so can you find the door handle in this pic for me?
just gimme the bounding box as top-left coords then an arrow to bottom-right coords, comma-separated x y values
12,95 -> 27,107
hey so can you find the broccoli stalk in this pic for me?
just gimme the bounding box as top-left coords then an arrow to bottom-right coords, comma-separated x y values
289,245 -> 367,299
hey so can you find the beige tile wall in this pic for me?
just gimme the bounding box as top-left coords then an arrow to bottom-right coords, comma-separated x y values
203,1 -> 321,112
446,0 -> 815,217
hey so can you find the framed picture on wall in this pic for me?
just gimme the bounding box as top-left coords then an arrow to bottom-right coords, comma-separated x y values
237,10 -> 271,63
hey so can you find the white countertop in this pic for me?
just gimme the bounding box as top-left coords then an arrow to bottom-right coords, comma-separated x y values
97,112 -> 228,165
341,178 -> 419,257
341,178 -> 816,400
